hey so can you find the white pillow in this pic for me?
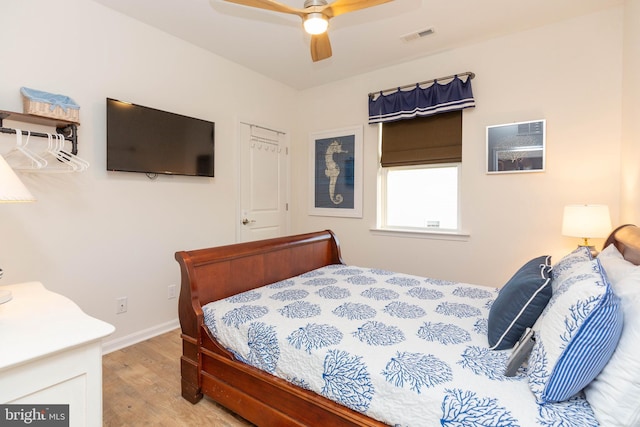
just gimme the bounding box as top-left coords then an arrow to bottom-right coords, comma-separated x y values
528,257 -> 623,404
584,245 -> 640,427
597,243 -> 639,285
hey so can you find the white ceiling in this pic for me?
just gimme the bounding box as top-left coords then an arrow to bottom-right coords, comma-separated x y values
91,0 -> 622,90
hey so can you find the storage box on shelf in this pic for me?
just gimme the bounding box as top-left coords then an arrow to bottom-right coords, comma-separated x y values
20,87 -> 80,124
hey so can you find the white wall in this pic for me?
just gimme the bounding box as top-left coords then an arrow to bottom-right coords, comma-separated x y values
292,7 -> 624,287
621,0 -> 640,224
0,0 -> 297,346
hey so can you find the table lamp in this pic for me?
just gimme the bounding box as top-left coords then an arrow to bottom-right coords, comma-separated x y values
0,153 -> 35,303
562,204 -> 611,256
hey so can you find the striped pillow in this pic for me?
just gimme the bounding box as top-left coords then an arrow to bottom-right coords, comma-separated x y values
528,257 -> 623,404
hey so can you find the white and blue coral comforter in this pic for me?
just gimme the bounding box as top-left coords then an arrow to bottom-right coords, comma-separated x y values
202,265 -> 598,426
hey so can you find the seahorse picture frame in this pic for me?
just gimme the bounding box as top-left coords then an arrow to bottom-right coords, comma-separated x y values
309,125 -> 363,218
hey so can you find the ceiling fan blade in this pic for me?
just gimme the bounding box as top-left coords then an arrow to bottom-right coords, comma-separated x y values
224,0 -> 305,17
310,32 -> 332,62
323,0 -> 393,18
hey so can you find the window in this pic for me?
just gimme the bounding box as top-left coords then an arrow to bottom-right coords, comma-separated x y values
377,111 -> 462,233
381,164 -> 459,230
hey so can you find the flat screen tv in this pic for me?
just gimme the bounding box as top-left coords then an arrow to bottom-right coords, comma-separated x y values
106,98 -> 215,177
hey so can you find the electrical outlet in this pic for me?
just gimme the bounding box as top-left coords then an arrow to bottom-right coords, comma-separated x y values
168,284 -> 177,299
116,297 -> 127,314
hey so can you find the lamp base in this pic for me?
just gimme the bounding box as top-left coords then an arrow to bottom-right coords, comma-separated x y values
578,244 -> 599,257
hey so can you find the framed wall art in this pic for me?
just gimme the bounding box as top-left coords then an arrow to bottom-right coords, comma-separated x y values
486,119 -> 546,174
308,125 -> 363,218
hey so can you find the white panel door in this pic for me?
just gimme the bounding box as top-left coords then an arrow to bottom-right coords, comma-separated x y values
239,123 -> 289,242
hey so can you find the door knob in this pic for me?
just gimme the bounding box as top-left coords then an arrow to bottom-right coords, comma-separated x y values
242,218 -> 256,225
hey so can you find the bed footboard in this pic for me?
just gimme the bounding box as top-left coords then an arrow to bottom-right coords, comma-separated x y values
175,230 -> 344,408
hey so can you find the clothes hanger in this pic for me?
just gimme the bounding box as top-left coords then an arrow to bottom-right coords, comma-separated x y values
22,129 -> 52,169
54,133 -> 89,171
4,129 -> 47,170
36,133 -> 77,172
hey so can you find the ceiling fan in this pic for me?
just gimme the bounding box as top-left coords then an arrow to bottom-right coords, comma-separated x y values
224,0 -> 393,62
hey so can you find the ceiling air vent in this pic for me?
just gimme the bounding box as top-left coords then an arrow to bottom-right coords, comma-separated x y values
401,27 -> 435,42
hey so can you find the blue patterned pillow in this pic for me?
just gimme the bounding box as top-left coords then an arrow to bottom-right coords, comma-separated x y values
550,246 -> 592,286
487,256 -> 552,350
528,257 -> 623,403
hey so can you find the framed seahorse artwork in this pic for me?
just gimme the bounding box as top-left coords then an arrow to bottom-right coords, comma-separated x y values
308,125 -> 363,217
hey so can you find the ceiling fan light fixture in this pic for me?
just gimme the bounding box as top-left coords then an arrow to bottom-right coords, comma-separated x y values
303,13 -> 328,35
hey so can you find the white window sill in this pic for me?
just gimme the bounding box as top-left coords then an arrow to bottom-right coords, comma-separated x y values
370,227 -> 470,241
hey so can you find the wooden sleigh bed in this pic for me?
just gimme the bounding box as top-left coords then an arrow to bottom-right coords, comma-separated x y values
175,225 -> 640,427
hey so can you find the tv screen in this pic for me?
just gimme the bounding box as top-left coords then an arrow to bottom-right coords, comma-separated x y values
106,98 -> 215,177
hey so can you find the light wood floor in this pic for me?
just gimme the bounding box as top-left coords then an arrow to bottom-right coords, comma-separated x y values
102,328 -> 254,426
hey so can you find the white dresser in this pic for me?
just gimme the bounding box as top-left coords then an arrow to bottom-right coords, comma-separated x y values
0,282 -> 115,426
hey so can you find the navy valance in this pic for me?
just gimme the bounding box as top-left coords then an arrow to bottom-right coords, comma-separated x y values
368,75 -> 475,124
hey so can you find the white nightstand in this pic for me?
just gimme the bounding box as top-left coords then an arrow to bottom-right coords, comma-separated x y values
0,282 -> 115,426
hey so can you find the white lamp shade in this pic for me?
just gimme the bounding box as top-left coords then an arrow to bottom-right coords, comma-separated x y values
0,154 -> 35,202
303,13 -> 329,35
562,204 -> 611,238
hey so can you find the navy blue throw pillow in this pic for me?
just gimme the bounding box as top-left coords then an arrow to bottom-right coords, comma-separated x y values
488,256 -> 552,350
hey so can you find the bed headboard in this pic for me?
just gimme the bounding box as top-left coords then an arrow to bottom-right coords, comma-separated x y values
175,230 -> 344,338
604,224 -> 640,265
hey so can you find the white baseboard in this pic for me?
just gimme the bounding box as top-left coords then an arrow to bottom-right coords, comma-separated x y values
101,318 -> 180,355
